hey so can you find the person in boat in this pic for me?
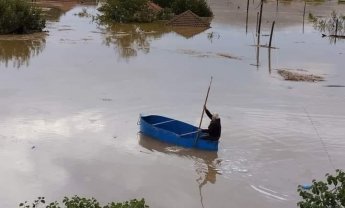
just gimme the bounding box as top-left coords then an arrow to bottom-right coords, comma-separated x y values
201,106 -> 221,141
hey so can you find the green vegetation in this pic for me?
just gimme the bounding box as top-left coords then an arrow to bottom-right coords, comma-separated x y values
152,0 -> 213,17
98,0 -> 156,23
170,0 -> 213,17
0,0 -> 45,34
297,169 -> 345,208
19,196 -> 149,208
98,0 -> 212,23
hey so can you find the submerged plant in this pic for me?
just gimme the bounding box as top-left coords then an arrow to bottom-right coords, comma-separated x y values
309,11 -> 345,36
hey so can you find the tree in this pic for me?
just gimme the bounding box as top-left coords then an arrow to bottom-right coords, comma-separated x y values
170,0 -> 213,17
98,0 -> 156,23
297,169 -> 345,208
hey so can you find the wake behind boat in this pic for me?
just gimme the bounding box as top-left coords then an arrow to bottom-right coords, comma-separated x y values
139,114 -> 219,151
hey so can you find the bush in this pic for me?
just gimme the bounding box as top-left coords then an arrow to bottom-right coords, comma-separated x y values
297,169 -> 345,208
152,0 -> 172,8
19,196 -> 149,208
171,0 -> 213,17
0,0 -> 45,34
98,0 -> 213,23
98,0 -> 157,23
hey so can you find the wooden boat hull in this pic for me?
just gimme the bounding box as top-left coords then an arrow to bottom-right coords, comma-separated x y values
139,115 -> 219,151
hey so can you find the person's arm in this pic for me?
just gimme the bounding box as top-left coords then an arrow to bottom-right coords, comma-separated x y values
205,106 -> 213,119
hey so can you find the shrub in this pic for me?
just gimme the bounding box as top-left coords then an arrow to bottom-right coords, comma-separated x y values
98,0 -> 157,23
0,0 -> 45,34
152,0 -> 172,8
297,169 -> 345,208
171,0 -> 213,17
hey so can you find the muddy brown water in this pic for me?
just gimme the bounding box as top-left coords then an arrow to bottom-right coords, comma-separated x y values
1,0 -> 345,207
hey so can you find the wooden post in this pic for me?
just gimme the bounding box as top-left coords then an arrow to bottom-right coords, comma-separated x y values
256,12 -> 259,36
256,42 -> 260,68
246,0 -> 250,34
303,1 -> 306,33
257,0 -> 263,52
256,0 -> 263,68
258,0 -> 263,38
269,21 -> 275,48
268,47 -> 272,74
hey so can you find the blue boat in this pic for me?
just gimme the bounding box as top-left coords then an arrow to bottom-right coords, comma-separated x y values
139,114 -> 219,151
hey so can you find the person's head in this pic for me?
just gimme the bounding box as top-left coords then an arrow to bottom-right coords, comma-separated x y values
212,113 -> 219,121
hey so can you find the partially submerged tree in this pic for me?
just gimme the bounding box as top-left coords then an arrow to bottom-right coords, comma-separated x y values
98,0 -> 157,23
98,0 -> 212,23
297,169 -> 345,208
0,0 -> 46,34
170,0 -> 213,17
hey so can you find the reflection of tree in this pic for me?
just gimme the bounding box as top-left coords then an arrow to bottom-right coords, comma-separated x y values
44,7 -> 66,22
172,26 -> 209,39
102,23 -> 171,60
279,0 -> 325,6
309,11 -> 345,44
0,33 -> 46,68
138,133 -> 221,208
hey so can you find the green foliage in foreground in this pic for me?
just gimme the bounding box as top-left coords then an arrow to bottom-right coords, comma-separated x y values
297,169 -> 345,208
19,196 -> 149,208
0,0 -> 45,34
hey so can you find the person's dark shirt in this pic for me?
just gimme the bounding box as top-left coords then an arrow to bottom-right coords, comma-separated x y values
205,109 -> 221,139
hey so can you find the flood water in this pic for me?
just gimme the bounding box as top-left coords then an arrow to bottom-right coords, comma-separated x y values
1,0 -> 345,207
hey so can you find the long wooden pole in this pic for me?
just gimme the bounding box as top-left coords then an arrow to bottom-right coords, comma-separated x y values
269,21 -> 275,48
246,0 -> 250,34
195,77 -> 213,145
257,0 -> 263,39
303,1 -> 306,33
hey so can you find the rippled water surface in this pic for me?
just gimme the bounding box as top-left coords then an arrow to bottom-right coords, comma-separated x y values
1,0 -> 345,207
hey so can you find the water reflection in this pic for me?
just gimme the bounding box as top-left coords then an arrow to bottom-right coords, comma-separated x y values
102,23 -> 171,60
138,133 -> 221,208
0,33 -> 46,68
102,23 -> 210,60
36,0 -> 99,21
172,27 -> 209,39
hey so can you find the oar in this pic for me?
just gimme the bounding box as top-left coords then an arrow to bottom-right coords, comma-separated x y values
195,76 -> 213,145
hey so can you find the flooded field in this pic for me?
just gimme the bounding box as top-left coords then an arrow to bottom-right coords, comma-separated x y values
1,0 -> 345,207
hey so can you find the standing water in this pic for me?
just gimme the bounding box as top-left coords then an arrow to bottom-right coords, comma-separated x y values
0,0 -> 345,207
